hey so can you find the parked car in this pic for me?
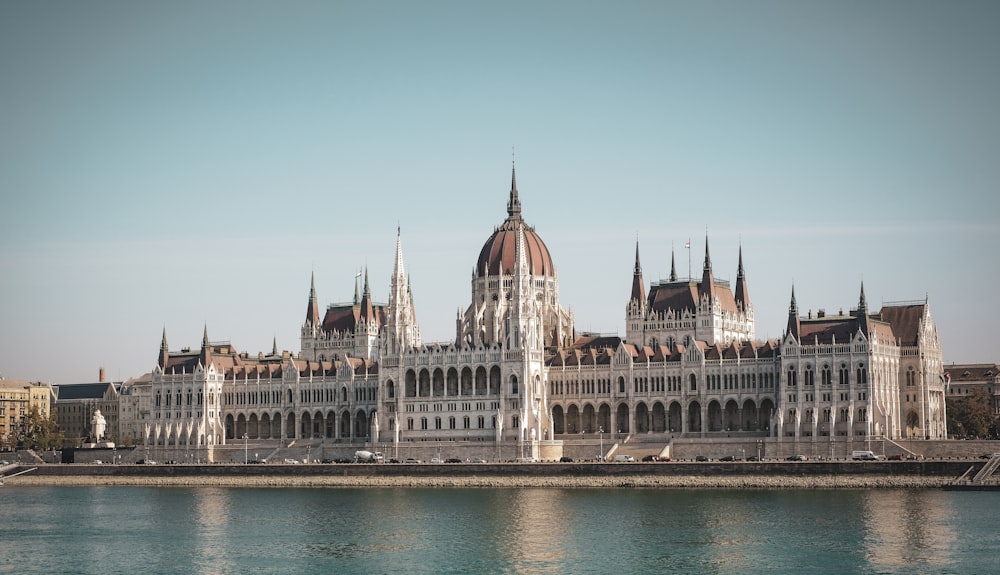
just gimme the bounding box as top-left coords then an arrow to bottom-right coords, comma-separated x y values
468,457 -> 487,463
746,456 -> 760,462
445,457 -> 462,463
786,455 -> 808,461
695,455 -> 709,462
641,455 -> 671,462
887,454 -> 904,461
283,458 -> 300,464
559,456 -> 574,463
429,457 -> 444,464
404,458 -> 422,464
719,455 -> 741,462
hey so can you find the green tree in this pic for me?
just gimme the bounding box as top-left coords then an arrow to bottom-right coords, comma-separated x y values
19,406 -> 64,450
947,388 -> 996,439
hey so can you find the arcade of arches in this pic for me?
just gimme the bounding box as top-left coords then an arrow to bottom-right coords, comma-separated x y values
551,399 -> 775,435
224,408 -> 376,442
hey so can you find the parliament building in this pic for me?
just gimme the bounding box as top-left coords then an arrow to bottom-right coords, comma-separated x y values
140,167 -> 948,461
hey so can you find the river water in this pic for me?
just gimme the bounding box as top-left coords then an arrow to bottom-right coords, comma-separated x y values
1,486 -> 996,575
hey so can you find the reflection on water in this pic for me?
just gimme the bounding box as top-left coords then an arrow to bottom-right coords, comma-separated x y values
862,490 -> 956,571
192,488 -> 234,575
502,489 -> 569,573
0,486 -> 995,575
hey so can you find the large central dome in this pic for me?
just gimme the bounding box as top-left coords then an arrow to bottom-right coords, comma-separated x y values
475,167 -> 554,278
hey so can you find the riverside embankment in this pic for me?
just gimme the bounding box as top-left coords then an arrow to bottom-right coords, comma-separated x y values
5,460 -> 983,489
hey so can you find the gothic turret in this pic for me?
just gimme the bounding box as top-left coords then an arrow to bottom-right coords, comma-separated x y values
305,272 -> 320,328
699,235 -> 715,301
158,327 -> 169,368
630,241 -> 646,309
734,245 -> 750,312
786,285 -> 800,340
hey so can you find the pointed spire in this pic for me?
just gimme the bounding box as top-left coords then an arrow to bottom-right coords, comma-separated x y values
506,162 -> 522,221
857,281 -> 870,336
630,240 -> 646,306
353,269 -> 361,305
305,271 -> 320,326
786,285 -> 800,339
734,244 -> 750,311
272,336 -> 278,356
200,324 -> 212,366
699,234 -> 715,299
669,248 -> 678,282
158,327 -> 169,368
393,226 -> 406,281
360,267 -> 374,321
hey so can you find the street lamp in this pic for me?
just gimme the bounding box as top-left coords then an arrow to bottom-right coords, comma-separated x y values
598,427 -> 604,461
243,433 -> 248,464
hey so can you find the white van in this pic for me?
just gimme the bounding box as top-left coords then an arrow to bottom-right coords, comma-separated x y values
851,450 -> 880,461
614,455 -> 636,462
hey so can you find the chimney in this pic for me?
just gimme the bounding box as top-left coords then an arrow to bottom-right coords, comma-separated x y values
99,367 -> 106,382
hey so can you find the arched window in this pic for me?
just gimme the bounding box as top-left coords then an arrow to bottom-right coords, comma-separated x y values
619,376 -> 627,393
510,375 -> 519,395
387,380 -> 395,398
689,374 -> 697,392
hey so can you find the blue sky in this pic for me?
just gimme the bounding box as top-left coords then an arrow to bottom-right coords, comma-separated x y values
1,1 -> 997,384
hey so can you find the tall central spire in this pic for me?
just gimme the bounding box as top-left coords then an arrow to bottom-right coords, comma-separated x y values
507,162 -> 522,221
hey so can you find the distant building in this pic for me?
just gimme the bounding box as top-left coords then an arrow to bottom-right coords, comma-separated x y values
944,363 -> 1000,418
53,370 -> 121,446
145,166 -> 948,458
0,378 -> 54,449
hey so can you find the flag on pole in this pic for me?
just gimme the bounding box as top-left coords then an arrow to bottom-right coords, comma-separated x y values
355,270 -> 362,278
684,240 -> 691,249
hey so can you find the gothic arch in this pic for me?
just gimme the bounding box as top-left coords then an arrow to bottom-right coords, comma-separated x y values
418,369 -> 431,397
707,400 -> 723,432
489,365 -> 501,395
552,404 -> 565,434
668,401 -> 683,433
432,368 -> 445,396
475,366 -> 488,395
616,403 -> 630,434
566,404 -> 581,434
651,401 -> 666,433
634,402 -> 650,433
405,370 -> 417,397
688,401 -> 702,433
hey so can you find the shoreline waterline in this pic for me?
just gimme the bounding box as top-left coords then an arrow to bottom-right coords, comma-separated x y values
6,473 -> 956,489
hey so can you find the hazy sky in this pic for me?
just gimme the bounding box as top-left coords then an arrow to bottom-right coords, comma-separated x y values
2,1 -> 997,384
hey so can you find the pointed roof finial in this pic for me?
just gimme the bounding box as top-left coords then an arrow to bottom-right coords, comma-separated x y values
202,324 -> 209,347
734,243 -> 750,311
631,240 -> 646,305
669,246 -> 678,282
703,232 -> 712,271
633,240 -> 642,275
858,280 -> 868,313
272,336 -> 278,356
507,155 -> 522,221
